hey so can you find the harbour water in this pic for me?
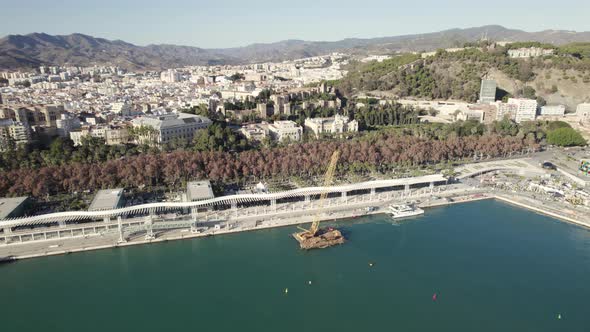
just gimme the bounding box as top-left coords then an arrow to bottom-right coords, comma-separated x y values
1,200 -> 590,331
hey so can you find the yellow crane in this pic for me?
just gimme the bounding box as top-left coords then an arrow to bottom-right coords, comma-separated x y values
294,150 -> 343,247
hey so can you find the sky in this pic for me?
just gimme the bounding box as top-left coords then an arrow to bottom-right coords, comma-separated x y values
0,0 -> 589,48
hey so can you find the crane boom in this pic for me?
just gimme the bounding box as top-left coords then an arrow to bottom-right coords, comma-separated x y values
309,150 -> 340,236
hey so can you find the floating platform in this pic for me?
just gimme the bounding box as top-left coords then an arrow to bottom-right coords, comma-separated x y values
292,227 -> 345,250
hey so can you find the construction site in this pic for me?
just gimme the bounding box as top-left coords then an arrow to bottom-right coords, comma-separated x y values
292,150 -> 346,250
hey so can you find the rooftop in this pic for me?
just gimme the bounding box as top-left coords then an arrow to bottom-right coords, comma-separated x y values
187,180 -> 215,202
88,189 -> 124,211
0,197 -> 29,220
132,113 -> 212,130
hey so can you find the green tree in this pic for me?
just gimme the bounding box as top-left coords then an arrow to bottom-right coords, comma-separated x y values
547,127 -> 587,147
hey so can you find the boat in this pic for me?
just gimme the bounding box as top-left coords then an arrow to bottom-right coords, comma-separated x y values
388,204 -> 424,219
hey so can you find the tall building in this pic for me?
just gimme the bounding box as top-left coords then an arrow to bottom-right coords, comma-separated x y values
0,119 -> 31,150
257,103 -> 268,119
478,79 -> 497,104
507,98 -> 538,123
494,101 -> 518,121
0,104 -> 64,128
111,102 -> 133,116
160,69 -> 181,83
56,113 -> 81,138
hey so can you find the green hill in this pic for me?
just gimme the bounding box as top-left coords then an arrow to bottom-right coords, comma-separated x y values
337,42 -> 590,109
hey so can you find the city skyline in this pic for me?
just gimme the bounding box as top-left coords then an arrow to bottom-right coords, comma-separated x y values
1,0 -> 589,48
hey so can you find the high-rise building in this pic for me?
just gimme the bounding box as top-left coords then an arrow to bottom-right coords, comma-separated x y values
0,104 -> 65,128
478,79 -> 497,104
508,98 -> 538,123
0,119 -> 31,150
160,69 -> 181,83
56,113 -> 81,138
111,102 -> 133,116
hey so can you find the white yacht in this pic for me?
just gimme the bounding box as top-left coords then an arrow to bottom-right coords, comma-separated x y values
388,204 -> 424,219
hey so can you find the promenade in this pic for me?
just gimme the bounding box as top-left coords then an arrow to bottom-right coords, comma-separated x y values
0,184 -> 478,260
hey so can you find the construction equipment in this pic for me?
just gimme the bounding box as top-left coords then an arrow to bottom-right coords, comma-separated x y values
293,150 -> 345,249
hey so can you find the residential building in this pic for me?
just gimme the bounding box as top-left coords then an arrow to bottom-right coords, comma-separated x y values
507,47 -> 555,58
0,119 -> 31,150
111,102 -> 133,116
507,98 -> 538,123
540,105 -> 566,117
56,113 -> 81,138
160,69 -> 181,83
268,120 -> 303,142
478,79 -> 497,104
69,125 -> 129,146
131,113 -> 212,145
105,127 -> 130,145
304,114 -> 359,137
0,104 -> 64,128
494,101 -> 518,121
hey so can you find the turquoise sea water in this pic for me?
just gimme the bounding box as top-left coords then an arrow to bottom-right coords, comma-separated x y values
1,200 -> 590,331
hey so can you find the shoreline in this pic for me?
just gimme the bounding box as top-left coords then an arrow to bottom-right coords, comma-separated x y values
1,192 -> 588,262
493,195 -> 590,230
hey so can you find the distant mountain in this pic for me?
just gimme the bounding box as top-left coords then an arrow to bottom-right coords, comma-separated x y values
2,26 -> 590,70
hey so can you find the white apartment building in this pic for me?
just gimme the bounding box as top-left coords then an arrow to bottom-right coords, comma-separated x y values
56,113 -> 81,138
160,69 -> 181,83
268,121 -> 302,142
577,103 -> 590,123
110,102 -> 133,116
507,98 -> 538,123
494,101 -> 518,121
508,47 -> 555,58
540,105 -> 566,117
132,113 -> 212,145
0,119 -> 31,150
304,114 -> 359,137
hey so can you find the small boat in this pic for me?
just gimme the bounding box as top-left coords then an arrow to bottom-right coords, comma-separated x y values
388,204 -> 424,219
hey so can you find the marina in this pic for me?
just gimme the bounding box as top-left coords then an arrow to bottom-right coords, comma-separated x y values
1,200 -> 589,332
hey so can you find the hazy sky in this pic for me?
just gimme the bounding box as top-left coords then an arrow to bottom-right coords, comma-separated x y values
1,0 -> 589,48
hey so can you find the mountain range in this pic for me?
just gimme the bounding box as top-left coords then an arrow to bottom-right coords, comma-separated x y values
2,25 -> 590,70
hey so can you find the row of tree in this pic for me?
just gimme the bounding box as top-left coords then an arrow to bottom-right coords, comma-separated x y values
0,132 -> 535,198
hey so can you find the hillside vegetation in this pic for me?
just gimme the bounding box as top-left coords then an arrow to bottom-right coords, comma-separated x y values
337,42 -> 590,108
